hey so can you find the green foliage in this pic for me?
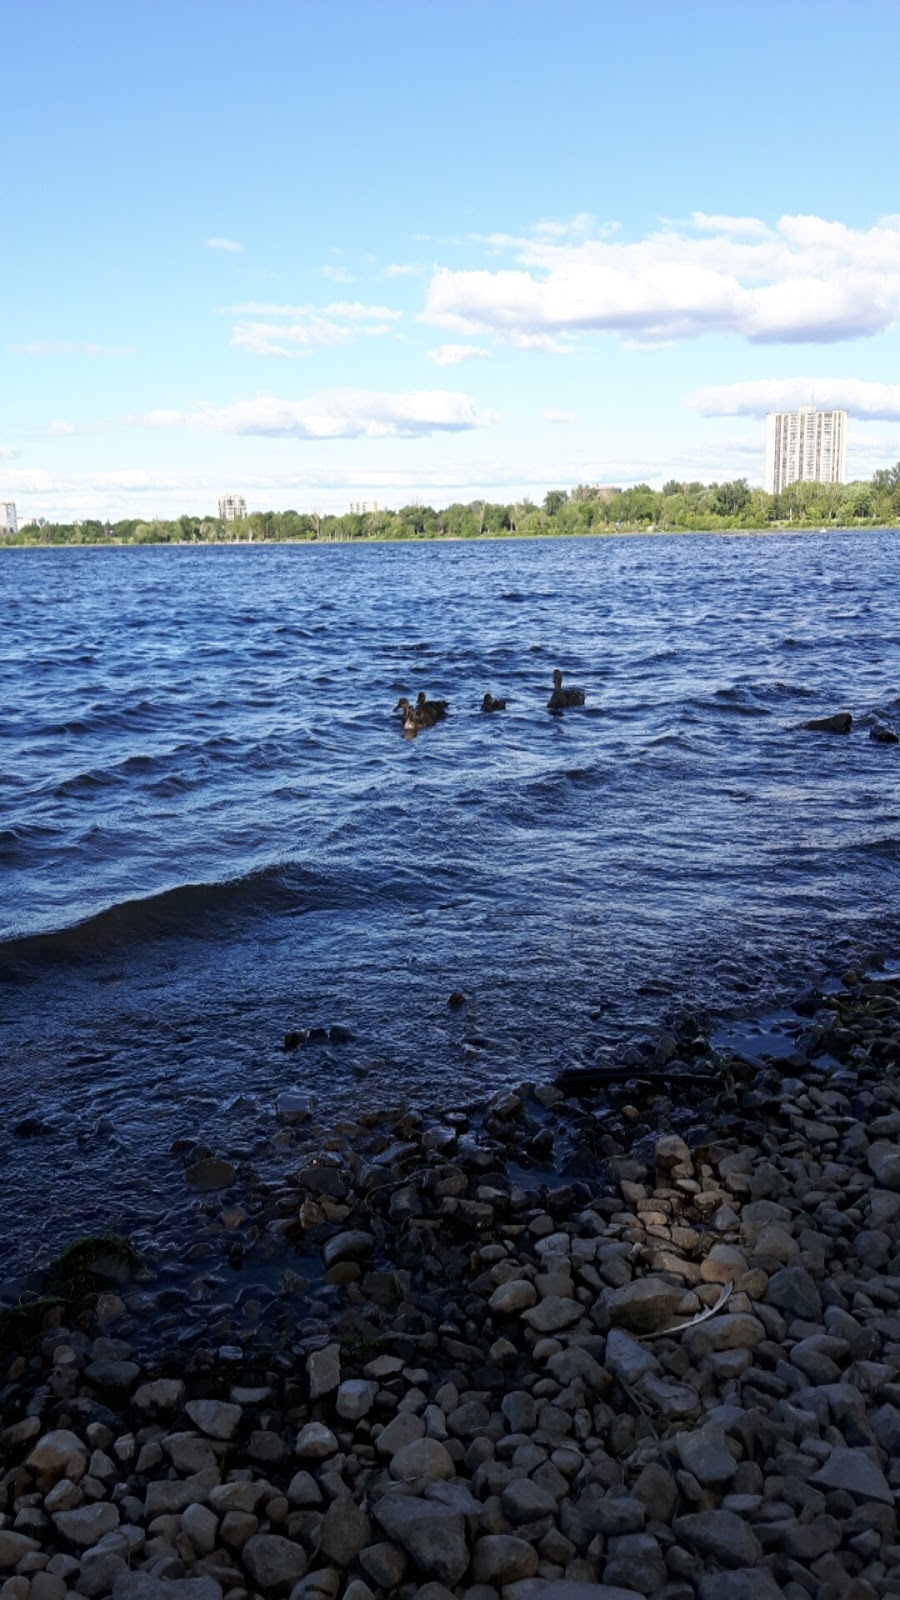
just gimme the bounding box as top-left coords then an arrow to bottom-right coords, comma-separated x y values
5,466 -> 900,548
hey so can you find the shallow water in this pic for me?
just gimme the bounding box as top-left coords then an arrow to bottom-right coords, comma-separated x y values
2,533 -> 899,1273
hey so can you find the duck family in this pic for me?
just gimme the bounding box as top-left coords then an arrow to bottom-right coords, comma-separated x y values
395,671 -> 585,734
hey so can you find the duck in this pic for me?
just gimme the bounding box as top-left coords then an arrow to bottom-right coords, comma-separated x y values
481,693 -> 508,712
547,668 -> 586,710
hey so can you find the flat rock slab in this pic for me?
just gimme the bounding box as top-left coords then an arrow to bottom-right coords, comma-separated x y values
601,1278 -> 684,1333
811,1446 -> 893,1504
53,1504 -> 120,1547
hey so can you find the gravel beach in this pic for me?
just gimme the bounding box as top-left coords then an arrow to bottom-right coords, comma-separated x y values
3,968 -> 900,1600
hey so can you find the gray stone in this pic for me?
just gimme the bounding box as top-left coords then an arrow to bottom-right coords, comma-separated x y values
24,1430 -> 87,1486
294,1422 -> 338,1459
133,1380 -> 184,1412
112,1579 -> 223,1600
374,1413 -> 425,1457
184,1399 -> 242,1441
471,1534 -> 539,1585
675,1422 -> 737,1485
601,1278 -> 683,1333
242,1532 -> 309,1592
766,1265 -> 822,1322
538,1588 -> 653,1600
488,1280 -> 537,1314
336,1379 -> 377,1421
803,713 -> 852,734
868,1142 -> 900,1191
673,1510 -> 764,1568
696,1573 -> 785,1600
359,1542 -> 406,1589
319,1498 -> 372,1566
54,1504 -> 120,1548
0,1533 -> 40,1567
810,1446 -> 893,1504
602,1531 -> 667,1595
372,1497 -> 468,1586
181,1502 -> 218,1556
500,1478 -> 557,1523
390,1438 -> 456,1482
604,1329 -> 660,1386
83,1359 -> 141,1390
77,1551 -> 129,1598
306,1343 -> 340,1400
521,1295 -> 584,1333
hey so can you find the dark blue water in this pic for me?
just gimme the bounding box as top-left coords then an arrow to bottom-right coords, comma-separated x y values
2,534 -> 899,1272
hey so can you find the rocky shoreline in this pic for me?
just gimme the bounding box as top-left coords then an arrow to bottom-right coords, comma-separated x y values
3,969 -> 900,1600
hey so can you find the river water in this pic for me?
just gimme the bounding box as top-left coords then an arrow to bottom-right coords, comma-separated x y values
2,533 -> 899,1276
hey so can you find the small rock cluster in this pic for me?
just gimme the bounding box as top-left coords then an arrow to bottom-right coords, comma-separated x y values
3,975 -> 900,1600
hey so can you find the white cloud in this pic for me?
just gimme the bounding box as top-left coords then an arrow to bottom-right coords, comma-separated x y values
543,408 -> 578,424
0,443 -> 19,459
321,262 -> 356,283
385,262 -> 422,278
141,388 -> 492,439
687,377 -> 900,420
9,341 -> 135,357
424,213 -> 900,348
229,301 -> 402,357
207,237 -> 243,253
426,343 -> 493,366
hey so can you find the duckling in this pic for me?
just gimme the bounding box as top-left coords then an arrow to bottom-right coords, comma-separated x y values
481,693 -> 508,712
547,668 -> 586,710
415,690 -> 448,722
394,696 -> 415,720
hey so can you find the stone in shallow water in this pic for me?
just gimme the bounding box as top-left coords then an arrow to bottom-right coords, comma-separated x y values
185,1157 -> 235,1191
803,712 -> 852,734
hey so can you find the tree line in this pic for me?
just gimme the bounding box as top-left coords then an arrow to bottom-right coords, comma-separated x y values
6,466 -> 900,546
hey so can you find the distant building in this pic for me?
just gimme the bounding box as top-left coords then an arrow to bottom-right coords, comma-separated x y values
764,406 -> 847,496
0,501 -> 18,535
349,500 -> 380,515
218,494 -> 247,522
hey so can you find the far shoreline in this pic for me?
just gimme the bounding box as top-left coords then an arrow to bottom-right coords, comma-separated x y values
2,523 -> 899,551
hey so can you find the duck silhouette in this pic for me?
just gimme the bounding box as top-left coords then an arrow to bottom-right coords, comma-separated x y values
481,693 -> 508,712
547,669 -> 585,710
394,693 -> 448,732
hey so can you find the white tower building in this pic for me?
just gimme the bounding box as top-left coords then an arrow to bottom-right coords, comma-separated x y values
218,494 -> 247,522
764,406 -> 848,496
0,502 -> 18,535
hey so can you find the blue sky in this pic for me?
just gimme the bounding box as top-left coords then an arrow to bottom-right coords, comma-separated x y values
4,0 -> 900,520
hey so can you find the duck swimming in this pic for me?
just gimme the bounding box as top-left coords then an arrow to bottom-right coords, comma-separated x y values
547,668 -> 585,710
481,693 -> 508,712
393,693 -> 448,733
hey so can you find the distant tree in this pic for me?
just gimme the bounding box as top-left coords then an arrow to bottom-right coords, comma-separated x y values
543,489 -> 569,516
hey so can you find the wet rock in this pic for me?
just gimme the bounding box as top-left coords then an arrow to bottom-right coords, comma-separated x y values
870,721 -> 899,743
803,713 -> 852,734
321,1230 -> 374,1269
185,1157 -> 236,1191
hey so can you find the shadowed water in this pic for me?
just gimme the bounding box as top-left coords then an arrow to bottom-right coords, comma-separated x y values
2,533 -> 899,1274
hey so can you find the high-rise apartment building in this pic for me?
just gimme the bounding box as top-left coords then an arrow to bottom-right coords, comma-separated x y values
764,406 -> 847,496
349,500 -> 380,515
218,494 -> 247,522
0,501 -> 18,535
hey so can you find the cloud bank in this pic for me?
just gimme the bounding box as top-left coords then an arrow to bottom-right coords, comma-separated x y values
424,213 -> 900,347
688,377 -> 900,420
144,388 -> 491,439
